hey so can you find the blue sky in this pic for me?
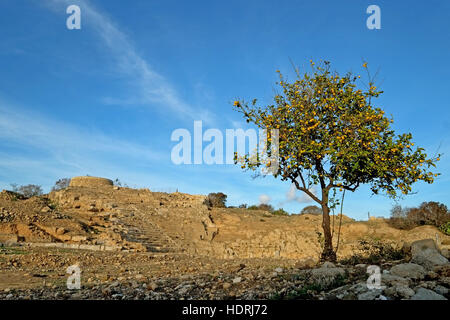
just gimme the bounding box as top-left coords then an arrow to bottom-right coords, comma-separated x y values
0,0 -> 449,220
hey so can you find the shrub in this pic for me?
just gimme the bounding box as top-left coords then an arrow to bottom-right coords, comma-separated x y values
340,238 -> 406,265
204,192 -> 227,208
10,184 -> 43,198
51,178 -> 71,191
300,205 -> 322,215
258,203 -> 274,212
247,204 -> 274,212
439,221 -> 450,236
408,201 -> 449,226
272,208 -> 289,216
388,202 -> 450,231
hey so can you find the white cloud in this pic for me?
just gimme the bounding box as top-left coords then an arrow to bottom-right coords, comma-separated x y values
0,103 -> 162,162
0,101 -> 170,191
258,194 -> 271,205
284,183 -> 317,204
44,0 -> 215,123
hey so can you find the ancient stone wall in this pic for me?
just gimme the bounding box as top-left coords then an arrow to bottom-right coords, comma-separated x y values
69,176 -> 113,188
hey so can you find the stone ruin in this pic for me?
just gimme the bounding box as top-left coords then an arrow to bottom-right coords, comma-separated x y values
69,176 -> 114,188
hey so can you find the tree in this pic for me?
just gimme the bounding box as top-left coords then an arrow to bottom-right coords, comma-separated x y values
51,178 -> 71,191
390,204 -> 406,219
204,192 -> 227,208
301,205 -> 322,215
233,60 -> 440,261
10,184 -> 43,198
407,201 -> 449,227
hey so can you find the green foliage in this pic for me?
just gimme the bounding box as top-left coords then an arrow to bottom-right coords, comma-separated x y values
301,205 -> 322,215
233,60 -> 440,200
246,204 -> 288,216
270,274 -> 347,300
388,201 -> 450,231
340,238 -> 406,265
204,192 -> 227,208
272,208 -> 289,216
439,221 -> 450,236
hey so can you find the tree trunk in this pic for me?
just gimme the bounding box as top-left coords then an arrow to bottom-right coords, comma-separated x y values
320,192 -> 337,262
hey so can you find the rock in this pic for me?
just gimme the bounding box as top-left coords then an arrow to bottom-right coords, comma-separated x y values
441,248 -> 450,259
71,235 -> 87,242
357,289 -> 382,300
56,228 -> 66,235
178,285 -> 192,295
274,267 -> 283,273
395,285 -> 415,299
434,285 -> 448,296
322,262 -> 335,268
310,266 -> 346,287
411,287 -> 447,300
222,283 -> 231,290
147,282 -> 158,291
411,239 -> 448,270
41,206 -> 51,213
232,277 -> 242,284
390,263 -> 426,280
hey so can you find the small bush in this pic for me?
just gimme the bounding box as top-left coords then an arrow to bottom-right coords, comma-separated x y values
204,192 -> 227,208
272,208 -> 289,216
439,221 -> 450,236
247,204 -> 274,211
10,184 -> 43,198
258,203 -> 274,212
340,239 -> 406,265
51,178 -> 71,191
300,205 -> 322,215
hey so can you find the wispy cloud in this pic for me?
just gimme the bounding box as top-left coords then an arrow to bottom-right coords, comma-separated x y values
44,0 -> 215,123
280,183 -> 317,205
0,103 -> 163,162
0,100 -> 167,190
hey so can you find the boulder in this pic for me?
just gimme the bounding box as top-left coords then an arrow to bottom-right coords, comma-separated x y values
381,274 -> 410,287
310,265 -> 346,287
383,285 -> 415,299
411,239 -> 448,270
390,263 -> 426,280
411,287 -> 447,300
357,289 -> 382,300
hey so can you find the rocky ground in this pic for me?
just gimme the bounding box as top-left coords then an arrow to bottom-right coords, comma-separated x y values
0,238 -> 448,300
0,176 -> 449,300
